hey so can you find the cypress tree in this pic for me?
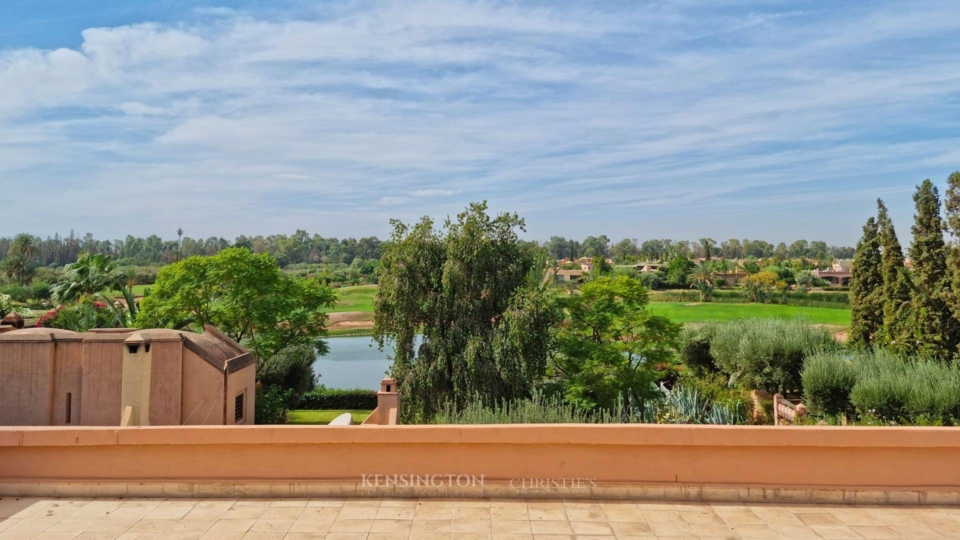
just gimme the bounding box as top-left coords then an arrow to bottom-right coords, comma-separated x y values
849,216 -> 883,348
875,199 -> 911,349
943,172 -> 960,323
904,180 -> 958,358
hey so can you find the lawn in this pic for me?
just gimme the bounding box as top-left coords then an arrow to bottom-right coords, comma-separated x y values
647,302 -> 851,326
328,285 -> 376,313
286,409 -> 374,425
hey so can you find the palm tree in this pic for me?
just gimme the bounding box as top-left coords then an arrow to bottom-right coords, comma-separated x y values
52,253 -> 130,304
1,255 -> 34,284
9,233 -> 38,261
687,262 -> 717,302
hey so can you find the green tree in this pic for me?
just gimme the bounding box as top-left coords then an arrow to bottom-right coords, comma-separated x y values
876,199 -> 912,348
0,256 -> 34,285
52,253 -> 130,304
138,247 -> 336,361
903,180 -> 959,357
849,217 -> 884,348
8,233 -> 38,261
665,255 -> 695,287
687,262 -> 716,302
373,202 -> 562,422
698,238 -> 715,260
943,171 -> 960,330
550,275 -> 681,410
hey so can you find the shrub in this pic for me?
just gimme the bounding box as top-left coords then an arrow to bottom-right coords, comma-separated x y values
255,384 -> 290,424
430,391 -> 614,424
257,344 -> 317,395
849,351 -> 960,424
687,318 -> 837,393
801,352 -> 857,416
0,283 -> 29,303
295,387 -> 378,409
637,272 -> 662,290
679,329 -> 718,375
30,282 -> 52,301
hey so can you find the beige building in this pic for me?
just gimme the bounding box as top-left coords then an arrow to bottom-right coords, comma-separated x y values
0,325 -> 255,427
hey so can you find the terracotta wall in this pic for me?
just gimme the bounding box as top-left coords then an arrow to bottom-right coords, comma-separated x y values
2,425 -> 960,493
79,341 -> 124,426
180,349 -> 224,425
0,343 -> 52,426
148,341 -> 183,426
225,364 -> 255,425
51,341 -> 83,426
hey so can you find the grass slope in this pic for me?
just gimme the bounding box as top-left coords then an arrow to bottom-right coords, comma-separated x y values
647,302 -> 850,326
286,409 -> 374,425
327,285 -> 377,313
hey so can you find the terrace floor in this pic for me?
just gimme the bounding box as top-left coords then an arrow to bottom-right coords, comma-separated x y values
2,497 -> 959,540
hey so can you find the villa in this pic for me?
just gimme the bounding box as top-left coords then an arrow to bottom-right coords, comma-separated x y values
0,325 -> 255,427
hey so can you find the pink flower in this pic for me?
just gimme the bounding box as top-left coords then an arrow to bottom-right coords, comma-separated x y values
93,301 -> 106,309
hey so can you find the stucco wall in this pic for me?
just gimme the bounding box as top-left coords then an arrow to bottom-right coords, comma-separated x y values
180,349 -> 224,425
51,341 -> 83,426
225,364 -> 255,425
148,341 -> 183,426
2,425 -> 960,498
0,342 -> 52,426
79,341 -> 124,426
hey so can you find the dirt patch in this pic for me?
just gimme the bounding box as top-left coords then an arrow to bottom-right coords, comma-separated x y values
328,311 -> 374,330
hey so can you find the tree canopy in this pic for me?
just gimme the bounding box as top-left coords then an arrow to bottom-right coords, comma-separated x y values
373,202 -> 561,422
138,247 -> 336,360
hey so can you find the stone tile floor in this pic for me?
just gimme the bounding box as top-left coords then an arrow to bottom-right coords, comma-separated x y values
2,497 -> 960,540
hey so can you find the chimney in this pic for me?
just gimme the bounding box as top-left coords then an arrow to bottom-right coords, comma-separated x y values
377,376 -> 399,425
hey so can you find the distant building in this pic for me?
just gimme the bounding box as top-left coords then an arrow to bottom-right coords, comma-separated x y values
0,325 -> 255,427
546,268 -> 585,284
634,262 -> 663,273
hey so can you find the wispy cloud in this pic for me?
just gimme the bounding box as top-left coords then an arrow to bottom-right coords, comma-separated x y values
0,0 -> 958,242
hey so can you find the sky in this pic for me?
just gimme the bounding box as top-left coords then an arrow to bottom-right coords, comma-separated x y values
0,1 -> 959,245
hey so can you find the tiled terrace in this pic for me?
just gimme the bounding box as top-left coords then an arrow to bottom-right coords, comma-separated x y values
3,497 -> 960,540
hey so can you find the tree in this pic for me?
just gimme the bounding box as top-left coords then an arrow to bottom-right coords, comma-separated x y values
373,202 -> 562,422
795,270 -> 817,292
687,262 -> 716,302
740,270 -> 780,303
9,233 -> 38,261
943,171 -> 960,330
848,217 -> 884,348
550,275 -> 681,411
138,247 -> 336,361
876,199 -> 911,348
0,256 -> 34,284
665,255 -> 695,287
698,238 -> 716,260
52,254 -> 130,304
903,180 -> 959,357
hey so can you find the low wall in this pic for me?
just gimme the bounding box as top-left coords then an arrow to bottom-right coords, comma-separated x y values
2,424 -> 960,503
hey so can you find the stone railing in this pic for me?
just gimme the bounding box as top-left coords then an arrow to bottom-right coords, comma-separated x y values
773,393 -> 807,426
3,424 -> 960,503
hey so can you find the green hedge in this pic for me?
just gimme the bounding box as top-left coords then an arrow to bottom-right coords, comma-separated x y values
801,350 -> 960,424
295,388 -> 378,409
650,289 -> 849,309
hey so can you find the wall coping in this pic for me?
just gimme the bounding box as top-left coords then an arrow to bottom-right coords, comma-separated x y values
2,424 -> 960,448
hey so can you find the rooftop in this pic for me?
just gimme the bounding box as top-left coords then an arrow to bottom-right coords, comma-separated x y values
0,496 -> 954,539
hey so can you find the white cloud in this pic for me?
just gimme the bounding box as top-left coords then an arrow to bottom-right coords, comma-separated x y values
0,0 -> 959,242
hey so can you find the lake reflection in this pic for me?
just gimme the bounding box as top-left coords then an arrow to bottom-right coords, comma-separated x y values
313,336 -> 394,390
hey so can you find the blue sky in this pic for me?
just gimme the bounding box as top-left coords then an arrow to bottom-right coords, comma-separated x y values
0,0 -> 958,244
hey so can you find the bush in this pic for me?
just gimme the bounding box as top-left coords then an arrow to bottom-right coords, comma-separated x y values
637,272 -> 662,290
679,330 -> 718,375
257,344 -> 318,395
255,384 -> 290,424
849,351 -> 960,424
686,318 -> 837,393
30,282 -> 52,301
801,352 -> 857,416
295,387 -> 378,409
800,349 -> 960,425
0,283 -> 29,303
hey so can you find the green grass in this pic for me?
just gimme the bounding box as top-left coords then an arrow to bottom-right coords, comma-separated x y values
647,302 -> 851,327
327,285 -> 377,313
286,409 -> 374,425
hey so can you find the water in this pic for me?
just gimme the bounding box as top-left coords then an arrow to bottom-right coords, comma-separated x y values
314,336 -> 394,390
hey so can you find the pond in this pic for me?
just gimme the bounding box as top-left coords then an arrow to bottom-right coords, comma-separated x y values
313,336 -> 405,390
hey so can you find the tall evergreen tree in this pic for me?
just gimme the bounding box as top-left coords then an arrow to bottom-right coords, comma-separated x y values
875,199 -> 911,348
904,180 -> 958,358
943,171 -> 960,324
849,217 -> 883,348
